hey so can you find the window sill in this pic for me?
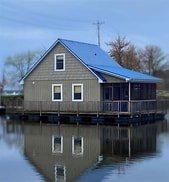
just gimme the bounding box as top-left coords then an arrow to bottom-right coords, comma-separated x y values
54,69 -> 65,72
72,100 -> 83,102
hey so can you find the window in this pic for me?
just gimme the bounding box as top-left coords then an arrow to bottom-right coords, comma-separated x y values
52,84 -> 62,101
72,136 -> 84,155
52,135 -> 63,153
55,165 -> 66,182
54,54 -> 65,71
72,84 -> 83,101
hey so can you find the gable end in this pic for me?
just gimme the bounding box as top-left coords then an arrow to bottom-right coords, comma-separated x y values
21,39 -> 104,83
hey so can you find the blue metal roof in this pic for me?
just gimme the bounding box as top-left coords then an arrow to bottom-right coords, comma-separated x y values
22,38 -> 162,83
89,66 -> 161,83
60,39 -> 161,83
60,39 -> 120,68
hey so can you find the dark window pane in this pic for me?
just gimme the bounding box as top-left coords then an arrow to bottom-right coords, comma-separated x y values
73,137 -> 83,155
74,138 -> 82,146
56,60 -> 63,69
53,136 -> 62,153
56,166 -> 65,176
54,93 -> 61,100
74,93 -> 81,100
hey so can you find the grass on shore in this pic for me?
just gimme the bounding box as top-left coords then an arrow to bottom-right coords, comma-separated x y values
157,90 -> 169,99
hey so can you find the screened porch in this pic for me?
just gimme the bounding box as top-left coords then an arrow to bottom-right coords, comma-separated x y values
102,83 -> 157,113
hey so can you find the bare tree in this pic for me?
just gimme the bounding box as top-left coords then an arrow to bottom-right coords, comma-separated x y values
107,35 -> 141,71
5,50 -> 44,89
0,70 -> 7,105
139,45 -> 167,75
108,35 -> 130,65
123,44 -> 141,71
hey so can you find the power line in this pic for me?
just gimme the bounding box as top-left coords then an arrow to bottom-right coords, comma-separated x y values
0,3 -> 91,25
93,21 -> 105,47
0,15 -> 91,32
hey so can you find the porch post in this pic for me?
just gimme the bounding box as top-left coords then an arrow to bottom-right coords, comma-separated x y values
128,128 -> 131,158
129,82 -> 131,114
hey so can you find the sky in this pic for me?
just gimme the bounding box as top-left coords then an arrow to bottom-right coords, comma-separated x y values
1,0 -> 169,74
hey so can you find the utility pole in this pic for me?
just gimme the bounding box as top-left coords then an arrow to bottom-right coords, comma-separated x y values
0,84 -> 3,107
93,21 -> 104,47
0,72 -> 6,106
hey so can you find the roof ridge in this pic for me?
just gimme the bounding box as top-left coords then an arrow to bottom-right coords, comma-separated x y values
58,38 -> 98,47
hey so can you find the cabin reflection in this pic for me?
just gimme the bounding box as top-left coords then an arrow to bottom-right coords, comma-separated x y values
23,124 -> 101,182
22,121 -> 167,182
101,125 -> 158,158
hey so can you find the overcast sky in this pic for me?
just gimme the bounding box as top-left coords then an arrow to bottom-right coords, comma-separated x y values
1,0 -> 169,73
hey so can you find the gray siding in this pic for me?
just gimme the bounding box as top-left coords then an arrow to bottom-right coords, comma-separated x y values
25,43 -> 97,81
24,80 -> 100,102
101,73 -> 125,83
24,43 -> 101,102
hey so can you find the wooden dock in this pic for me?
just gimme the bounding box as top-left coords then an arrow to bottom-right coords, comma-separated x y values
4,100 -> 167,126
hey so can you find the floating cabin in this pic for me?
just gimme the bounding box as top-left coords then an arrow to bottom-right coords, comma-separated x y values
10,39 -> 165,124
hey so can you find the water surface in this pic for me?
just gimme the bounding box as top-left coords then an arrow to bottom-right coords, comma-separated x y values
0,114 -> 169,182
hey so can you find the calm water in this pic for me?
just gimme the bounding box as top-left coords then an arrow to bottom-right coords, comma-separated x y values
0,113 -> 169,182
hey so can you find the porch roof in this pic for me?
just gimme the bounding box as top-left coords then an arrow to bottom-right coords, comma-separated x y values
90,66 -> 162,83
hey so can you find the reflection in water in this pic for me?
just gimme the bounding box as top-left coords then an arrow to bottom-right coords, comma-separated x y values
0,116 -> 168,182
23,124 -> 100,182
52,135 -> 63,154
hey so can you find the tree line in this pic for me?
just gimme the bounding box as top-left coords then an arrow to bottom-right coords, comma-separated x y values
0,35 -> 169,91
108,35 -> 169,90
108,35 -> 168,74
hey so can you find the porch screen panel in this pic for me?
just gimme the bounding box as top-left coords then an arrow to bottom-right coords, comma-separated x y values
140,84 -> 148,100
113,83 -> 129,100
132,83 -> 156,100
121,83 -> 129,100
149,83 -> 156,99
131,83 -> 141,100
113,83 -> 121,100
104,86 -> 113,100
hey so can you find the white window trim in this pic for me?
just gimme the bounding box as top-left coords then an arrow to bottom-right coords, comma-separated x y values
52,84 -> 63,101
52,135 -> 63,154
72,84 -> 83,102
72,136 -> 84,155
55,165 -> 66,182
54,53 -> 65,71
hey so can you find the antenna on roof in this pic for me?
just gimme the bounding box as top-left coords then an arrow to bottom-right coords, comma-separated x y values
93,21 -> 105,47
